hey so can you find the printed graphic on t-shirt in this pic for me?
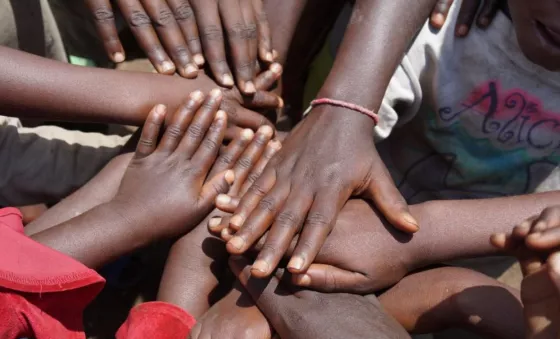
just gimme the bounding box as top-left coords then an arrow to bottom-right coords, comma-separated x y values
396,80 -> 560,201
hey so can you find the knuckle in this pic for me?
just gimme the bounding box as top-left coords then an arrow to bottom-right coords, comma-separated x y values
236,156 -> 253,169
129,10 -> 151,27
217,154 -> 235,167
174,2 -> 194,21
244,23 -> 257,40
260,243 -> 279,255
258,197 -> 277,214
165,124 -> 184,139
226,23 -> 245,40
305,212 -> 331,228
187,123 -> 205,138
236,60 -> 254,73
92,6 -> 115,22
248,183 -> 267,197
201,25 -> 223,41
201,137 -> 219,151
275,211 -> 301,229
138,137 -> 155,149
153,8 -> 176,27
246,172 -> 261,185
170,45 -> 190,57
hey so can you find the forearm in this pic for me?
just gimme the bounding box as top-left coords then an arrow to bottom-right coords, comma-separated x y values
157,224 -> 227,318
0,46 -> 214,125
318,0 -> 436,111
264,0 -> 308,64
410,191 -> 560,268
30,202 -> 148,269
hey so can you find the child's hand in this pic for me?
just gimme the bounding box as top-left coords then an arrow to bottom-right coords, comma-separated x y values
491,206 -> 560,338
429,0 -> 500,34
86,0 -> 274,92
114,89 -> 233,241
227,256 -> 410,339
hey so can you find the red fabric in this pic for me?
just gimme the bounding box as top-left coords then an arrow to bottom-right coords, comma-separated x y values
0,208 -> 105,338
117,302 -> 197,339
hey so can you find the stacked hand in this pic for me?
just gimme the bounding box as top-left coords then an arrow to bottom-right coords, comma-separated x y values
86,0 -> 273,93
430,0 -> 500,34
491,206 -> 560,338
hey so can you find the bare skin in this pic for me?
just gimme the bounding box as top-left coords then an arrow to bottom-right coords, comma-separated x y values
0,46 -> 281,134
219,256 -> 410,339
429,0 -> 501,34
492,206 -> 560,338
379,267 -> 524,339
30,91 -> 236,268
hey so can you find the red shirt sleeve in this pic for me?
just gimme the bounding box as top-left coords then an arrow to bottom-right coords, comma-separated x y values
0,208 -> 105,339
117,302 -> 197,339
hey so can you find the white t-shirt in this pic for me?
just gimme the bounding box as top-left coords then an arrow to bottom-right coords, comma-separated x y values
375,1 -> 560,203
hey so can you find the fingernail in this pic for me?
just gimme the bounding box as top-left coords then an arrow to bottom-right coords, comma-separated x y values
229,236 -> 245,250
265,52 -> 273,62
456,25 -> 468,36
230,215 -> 244,229
403,213 -> 420,231
184,64 -> 198,76
278,97 -> 284,108
490,233 -> 505,245
221,228 -> 233,241
222,74 -> 234,87
216,194 -> 232,205
294,274 -> 311,286
241,129 -> 255,141
161,61 -> 175,73
270,63 -> 282,74
113,52 -> 125,63
210,88 -> 223,98
269,140 -> 282,150
527,233 -> 542,241
288,256 -> 304,271
252,260 -> 269,273
216,110 -> 227,120
191,90 -> 204,100
209,216 -> 222,228
225,170 -> 235,185
272,50 -> 278,60
154,104 -> 167,116
244,81 -> 256,94
478,17 -> 489,27
549,253 -> 560,270
258,125 -> 274,137
193,54 -> 205,66
431,13 -> 445,27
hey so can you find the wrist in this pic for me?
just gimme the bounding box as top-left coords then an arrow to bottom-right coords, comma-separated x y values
105,199 -> 156,248
307,104 -> 376,136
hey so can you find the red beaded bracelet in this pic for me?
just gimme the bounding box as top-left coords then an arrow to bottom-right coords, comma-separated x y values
310,98 -> 379,125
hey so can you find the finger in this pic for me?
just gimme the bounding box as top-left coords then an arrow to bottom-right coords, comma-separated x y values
227,168 -> 276,229
192,110 -> 228,172
167,0 -> 205,66
547,252 -> 560,298
251,194 -> 313,277
430,0 -> 454,29
239,139 -> 281,195
254,63 -> 282,91
200,169 -> 235,205
135,104 -> 167,158
86,0 -> 125,63
177,88 -> 223,158
209,128 -> 254,178
241,0 -> 259,85
227,177 -> 287,254
251,0 -> 272,62
230,125 -> 275,192
526,227 -> 560,251
476,0 -> 499,28
244,91 -> 283,109
191,1 -> 234,87
291,264 -> 372,294
209,213 -> 230,234
489,232 -> 520,252
219,0 -> 255,94
287,192 -> 340,274
363,156 -> 419,233
118,0 -> 175,74
220,100 -> 273,130
157,90 -> 204,153
225,126 -> 246,141
140,0 -> 198,78
511,216 -> 538,240
229,256 -> 292,318
216,195 -> 240,213
455,0 -> 481,37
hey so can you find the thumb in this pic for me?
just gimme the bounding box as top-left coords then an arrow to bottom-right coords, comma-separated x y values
361,161 -> 419,233
199,170 -> 235,205
291,263 -> 373,294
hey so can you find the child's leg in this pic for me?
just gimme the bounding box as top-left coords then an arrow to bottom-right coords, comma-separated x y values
378,267 -> 524,339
